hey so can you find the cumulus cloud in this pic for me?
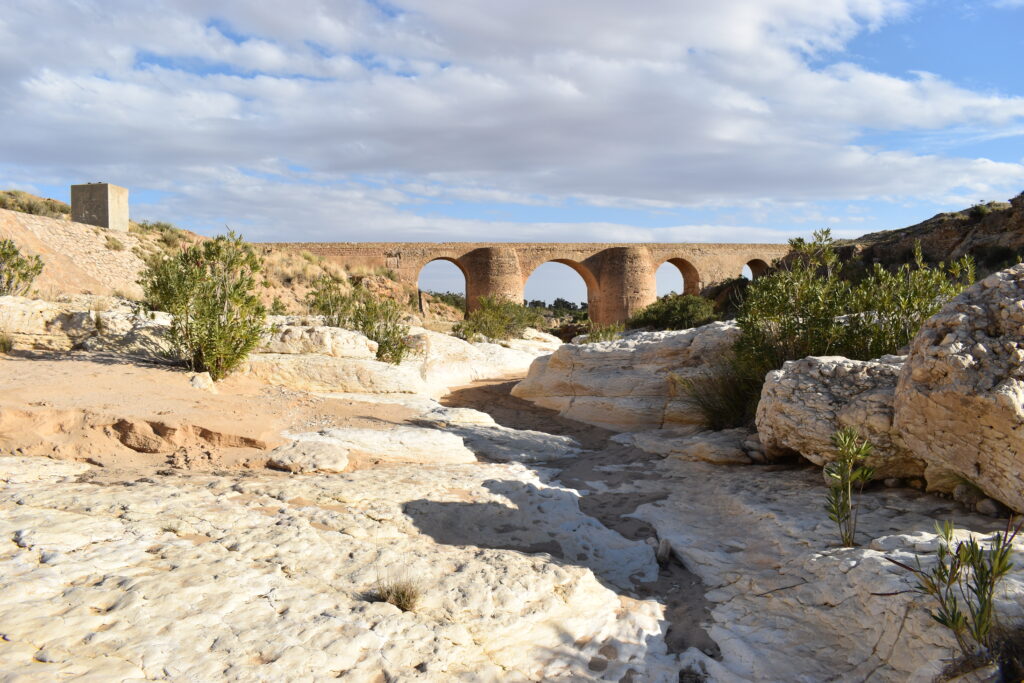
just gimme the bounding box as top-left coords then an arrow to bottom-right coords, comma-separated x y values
0,0 -> 1021,243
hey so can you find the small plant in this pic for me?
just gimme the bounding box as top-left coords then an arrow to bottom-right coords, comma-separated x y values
269,297 -> 288,316
374,575 -> 421,612
453,296 -> 543,341
825,427 -> 875,547
141,231 -> 266,380
105,235 -> 125,251
426,290 -> 466,311
888,518 -> 1022,668
582,322 -> 624,343
0,239 -> 44,296
627,293 -> 717,331
672,356 -> 763,431
306,276 -> 411,364
0,329 -> 12,354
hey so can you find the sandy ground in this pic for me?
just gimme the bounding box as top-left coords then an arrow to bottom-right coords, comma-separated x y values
0,351 -> 420,474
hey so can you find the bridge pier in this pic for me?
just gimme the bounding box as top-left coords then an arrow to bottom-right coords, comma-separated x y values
462,246 -> 524,310
593,247 -> 657,325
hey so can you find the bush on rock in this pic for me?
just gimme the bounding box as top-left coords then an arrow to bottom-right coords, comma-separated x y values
141,231 -> 266,381
453,296 -> 543,341
306,276 -> 411,364
626,293 -> 717,331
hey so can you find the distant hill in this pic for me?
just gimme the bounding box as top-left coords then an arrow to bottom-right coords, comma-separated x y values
845,192 -> 1024,276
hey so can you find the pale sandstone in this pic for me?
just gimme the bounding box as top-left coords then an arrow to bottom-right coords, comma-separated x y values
259,324 -> 378,359
626,427 -> 752,465
512,323 -> 739,431
285,425 -> 477,465
756,355 -> 923,477
895,265 -> 1024,511
0,456 -> 673,681
266,440 -> 350,473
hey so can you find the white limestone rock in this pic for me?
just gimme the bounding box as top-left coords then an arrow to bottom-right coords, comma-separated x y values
631,428 -> 752,465
0,455 -> 674,681
287,425 -> 477,465
756,355 -> 922,476
894,265 -> 1024,512
259,325 -> 378,359
266,440 -> 350,473
242,353 -> 430,395
512,323 -> 740,431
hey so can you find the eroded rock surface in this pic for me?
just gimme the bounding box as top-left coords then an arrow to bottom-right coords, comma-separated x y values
756,355 -> 922,477
895,265 -> 1024,511
0,455 -> 676,681
512,323 -> 739,431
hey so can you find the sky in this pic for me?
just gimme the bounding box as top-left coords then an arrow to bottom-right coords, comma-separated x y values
1,1 -> 1022,302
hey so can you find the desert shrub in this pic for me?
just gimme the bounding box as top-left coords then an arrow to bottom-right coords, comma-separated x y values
0,329 -> 12,354
141,231 -> 266,380
105,235 -> 125,251
0,239 -> 44,296
671,357 -> 763,431
427,290 -> 466,310
581,322 -> 624,343
705,230 -> 974,426
627,293 -> 717,331
306,276 -> 411,364
0,190 -> 70,219
888,519 -> 1022,670
373,576 -> 421,612
269,297 -> 287,315
453,296 -> 543,341
825,428 -> 875,547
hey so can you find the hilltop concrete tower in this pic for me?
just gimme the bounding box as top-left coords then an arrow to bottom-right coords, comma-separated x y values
71,182 -> 129,232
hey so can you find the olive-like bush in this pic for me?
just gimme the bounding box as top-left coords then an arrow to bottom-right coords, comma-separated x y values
141,231 -> 266,381
306,276 -> 411,364
453,296 -> 543,341
0,239 -> 44,296
626,293 -> 717,331
681,229 -> 974,428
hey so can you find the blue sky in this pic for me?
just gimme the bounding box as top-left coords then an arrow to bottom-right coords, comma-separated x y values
1,0 -> 1022,302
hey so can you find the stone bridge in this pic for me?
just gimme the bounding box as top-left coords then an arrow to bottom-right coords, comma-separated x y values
263,242 -> 791,324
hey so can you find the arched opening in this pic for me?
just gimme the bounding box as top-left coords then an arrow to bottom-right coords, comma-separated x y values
523,260 -> 597,328
658,258 -> 701,296
746,259 -> 769,279
417,258 -> 467,322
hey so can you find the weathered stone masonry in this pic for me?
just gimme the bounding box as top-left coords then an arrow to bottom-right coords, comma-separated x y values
262,242 -> 789,324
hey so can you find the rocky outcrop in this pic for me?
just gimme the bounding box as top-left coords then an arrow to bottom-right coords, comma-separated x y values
895,265 -> 1024,511
512,323 -> 739,431
258,324 -> 378,359
756,355 -> 922,477
623,427 -> 752,465
0,456 -> 674,681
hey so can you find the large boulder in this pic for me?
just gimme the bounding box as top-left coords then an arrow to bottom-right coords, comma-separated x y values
258,325 -> 378,359
895,265 -> 1024,511
757,355 -> 922,477
242,353 -> 429,394
512,323 -> 739,431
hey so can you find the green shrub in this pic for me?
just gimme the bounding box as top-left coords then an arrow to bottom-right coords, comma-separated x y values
671,357 -> 763,431
581,322 -> 624,343
269,297 -> 288,316
0,239 -> 44,296
307,276 -> 411,364
453,296 -> 543,341
0,190 -> 70,219
626,293 -> 717,331
888,519 -> 1022,668
426,290 -> 466,310
701,229 -> 975,426
824,428 -> 875,547
141,231 -> 266,381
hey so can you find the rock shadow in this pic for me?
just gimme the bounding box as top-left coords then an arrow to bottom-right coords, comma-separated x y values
402,479 -> 657,591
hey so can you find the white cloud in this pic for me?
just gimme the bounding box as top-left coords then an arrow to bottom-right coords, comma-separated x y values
0,0 -> 1021,244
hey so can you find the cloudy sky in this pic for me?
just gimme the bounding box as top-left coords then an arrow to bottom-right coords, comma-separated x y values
1,0 -> 1023,299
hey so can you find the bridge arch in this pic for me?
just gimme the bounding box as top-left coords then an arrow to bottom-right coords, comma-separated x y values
742,258 -> 770,280
417,257 -> 468,315
656,257 -> 701,296
524,258 -> 599,312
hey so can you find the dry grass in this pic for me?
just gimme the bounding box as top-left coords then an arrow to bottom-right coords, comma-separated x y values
105,235 -> 125,251
373,575 -> 422,612
0,330 -> 12,354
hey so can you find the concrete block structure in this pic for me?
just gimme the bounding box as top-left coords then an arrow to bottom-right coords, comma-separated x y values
71,183 -> 129,232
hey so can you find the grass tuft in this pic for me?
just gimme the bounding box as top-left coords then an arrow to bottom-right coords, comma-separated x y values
374,576 -> 421,612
